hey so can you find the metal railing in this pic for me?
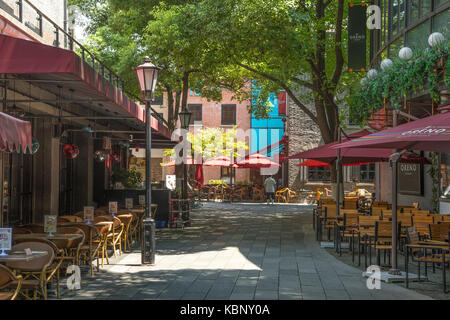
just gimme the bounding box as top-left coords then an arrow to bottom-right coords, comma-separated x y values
0,0 -> 124,91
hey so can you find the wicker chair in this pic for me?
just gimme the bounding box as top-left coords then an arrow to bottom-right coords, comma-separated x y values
0,265 -> 22,300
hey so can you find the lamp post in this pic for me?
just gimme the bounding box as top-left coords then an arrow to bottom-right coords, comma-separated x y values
281,117 -> 288,187
135,57 -> 160,265
178,109 -> 192,224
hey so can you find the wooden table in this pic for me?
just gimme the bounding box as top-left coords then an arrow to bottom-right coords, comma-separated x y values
0,251 -> 48,263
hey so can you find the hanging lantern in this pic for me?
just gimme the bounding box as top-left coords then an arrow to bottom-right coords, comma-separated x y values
399,47 -> 413,60
135,147 -> 140,152
63,144 -> 80,159
428,32 -> 445,48
94,150 -> 106,162
31,137 -> 40,154
380,58 -> 393,70
367,69 -> 378,79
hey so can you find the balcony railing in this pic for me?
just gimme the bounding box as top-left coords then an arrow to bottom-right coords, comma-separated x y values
0,0 -> 124,91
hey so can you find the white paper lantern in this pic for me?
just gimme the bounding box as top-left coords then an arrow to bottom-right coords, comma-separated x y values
360,77 -> 367,85
399,47 -> 413,60
367,69 -> 378,79
428,32 -> 445,47
380,58 -> 393,70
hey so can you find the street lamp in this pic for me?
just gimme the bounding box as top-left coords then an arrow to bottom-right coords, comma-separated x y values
178,108 -> 192,226
135,56 -> 160,265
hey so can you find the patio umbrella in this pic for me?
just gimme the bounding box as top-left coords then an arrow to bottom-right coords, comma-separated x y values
297,159 -> 370,167
194,164 -> 204,188
203,156 -> 238,167
334,108 -> 450,275
333,110 -> 450,153
236,153 -> 281,168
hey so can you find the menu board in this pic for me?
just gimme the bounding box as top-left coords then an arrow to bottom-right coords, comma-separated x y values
139,195 -> 145,206
0,228 -> 12,255
44,215 -> 57,234
84,206 -> 94,222
109,201 -> 118,216
125,198 -> 133,209
398,163 -> 423,196
166,174 -> 176,191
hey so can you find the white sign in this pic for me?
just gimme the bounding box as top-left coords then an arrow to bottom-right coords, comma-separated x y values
0,228 -> 12,255
125,198 -> 133,209
139,195 -> 145,206
84,206 -> 94,222
109,202 -> 118,216
44,215 -> 57,235
166,174 -> 176,191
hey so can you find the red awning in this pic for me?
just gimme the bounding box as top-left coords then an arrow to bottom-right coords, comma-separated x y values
0,34 -> 171,142
334,109 -> 450,153
0,112 -> 32,153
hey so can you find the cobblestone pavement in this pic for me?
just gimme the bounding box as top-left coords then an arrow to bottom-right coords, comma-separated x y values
60,202 -> 432,300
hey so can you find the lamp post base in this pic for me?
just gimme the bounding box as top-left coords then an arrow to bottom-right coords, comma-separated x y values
141,218 -> 156,265
388,268 -> 401,275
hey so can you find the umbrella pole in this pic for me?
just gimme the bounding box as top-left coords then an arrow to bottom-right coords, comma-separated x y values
389,153 -> 401,275
336,128 -> 342,216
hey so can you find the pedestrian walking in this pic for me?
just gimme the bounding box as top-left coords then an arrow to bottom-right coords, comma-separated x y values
264,175 -> 277,205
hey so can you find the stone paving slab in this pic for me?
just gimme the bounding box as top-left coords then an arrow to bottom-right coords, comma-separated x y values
59,202 -> 432,300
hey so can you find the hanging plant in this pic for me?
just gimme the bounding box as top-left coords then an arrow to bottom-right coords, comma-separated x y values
349,42 -> 449,126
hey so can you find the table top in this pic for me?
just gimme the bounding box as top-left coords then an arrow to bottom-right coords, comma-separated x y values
0,250 -> 48,262
14,233 -> 83,241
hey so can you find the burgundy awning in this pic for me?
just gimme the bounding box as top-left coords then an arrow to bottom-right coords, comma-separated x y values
334,109 -> 450,153
297,159 -> 370,167
0,34 -> 171,142
0,112 -> 32,153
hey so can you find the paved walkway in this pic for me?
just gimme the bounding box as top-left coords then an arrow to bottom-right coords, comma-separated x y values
61,202 -> 431,300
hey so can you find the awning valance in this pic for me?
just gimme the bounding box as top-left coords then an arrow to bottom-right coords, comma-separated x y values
0,112 -> 32,153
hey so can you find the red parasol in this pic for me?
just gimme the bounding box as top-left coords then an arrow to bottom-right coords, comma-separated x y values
236,153 -> 281,168
334,109 -> 450,153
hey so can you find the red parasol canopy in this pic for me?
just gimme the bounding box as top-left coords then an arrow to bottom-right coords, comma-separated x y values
288,129 -> 429,164
236,153 -> 281,168
0,112 -> 32,153
334,109 -> 450,153
203,156 -> 237,167
297,159 -> 370,167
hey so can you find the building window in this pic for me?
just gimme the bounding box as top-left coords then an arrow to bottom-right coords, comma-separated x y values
153,94 -> 163,105
221,166 -> 235,183
360,164 -> 376,183
433,9 -> 450,38
222,104 -> 236,125
406,20 -> 430,49
188,104 -> 202,124
441,153 -> 450,199
308,167 -> 330,182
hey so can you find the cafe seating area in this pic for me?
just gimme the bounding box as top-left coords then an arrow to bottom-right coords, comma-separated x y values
314,197 -> 450,293
0,204 -> 153,300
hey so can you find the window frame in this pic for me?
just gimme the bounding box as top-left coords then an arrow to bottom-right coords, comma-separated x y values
221,104 -> 237,125
188,104 -> 202,124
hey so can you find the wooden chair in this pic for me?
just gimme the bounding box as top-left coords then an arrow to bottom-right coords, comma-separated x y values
104,216 -> 124,258
12,227 -> 32,234
441,215 -> 450,222
369,221 -> 393,267
335,212 -> 362,259
92,219 -> 112,268
275,188 -> 288,203
318,205 -> 338,242
230,187 -> 245,203
58,215 -> 83,223
6,241 -> 57,300
0,265 -> 22,300
371,207 -> 384,217
343,199 -> 358,209
429,223 -> 450,243
412,216 -> 433,239
252,187 -> 265,202
356,215 -> 382,268
64,223 -> 103,277
22,224 -> 44,233
57,226 -> 86,267
117,214 -> 134,253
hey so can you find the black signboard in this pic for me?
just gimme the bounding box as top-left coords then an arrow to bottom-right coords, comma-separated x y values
398,163 -> 424,196
348,4 -> 367,72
